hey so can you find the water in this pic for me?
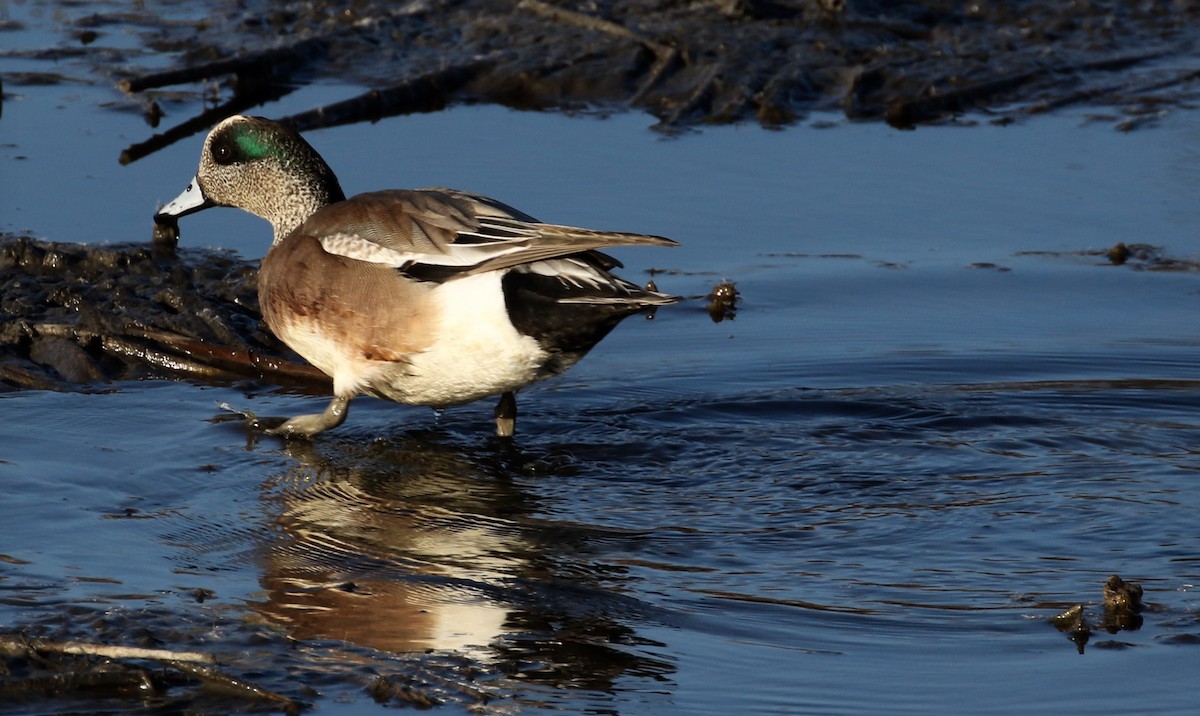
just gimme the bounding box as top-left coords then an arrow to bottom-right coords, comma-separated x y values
5,5 -> 1200,713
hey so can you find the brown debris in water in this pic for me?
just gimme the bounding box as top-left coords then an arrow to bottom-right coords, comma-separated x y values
1049,574 -> 1145,654
1021,243 -> 1200,272
368,674 -> 442,708
1102,574 -> 1145,632
1050,604 -> 1091,655
706,280 -> 739,323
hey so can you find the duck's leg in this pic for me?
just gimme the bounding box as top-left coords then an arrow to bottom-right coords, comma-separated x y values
266,395 -> 350,438
495,391 -> 517,438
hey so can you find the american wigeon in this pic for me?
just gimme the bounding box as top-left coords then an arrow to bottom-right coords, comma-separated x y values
154,115 -> 677,438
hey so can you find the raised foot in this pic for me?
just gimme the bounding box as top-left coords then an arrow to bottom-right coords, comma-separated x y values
264,396 -> 350,438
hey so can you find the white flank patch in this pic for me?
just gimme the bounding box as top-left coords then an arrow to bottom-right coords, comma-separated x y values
376,271 -> 547,406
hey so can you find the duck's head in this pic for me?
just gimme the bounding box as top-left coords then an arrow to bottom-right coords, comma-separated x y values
155,115 -> 346,243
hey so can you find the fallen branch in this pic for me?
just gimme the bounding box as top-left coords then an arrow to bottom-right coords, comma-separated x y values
1,635 -> 302,714
663,62 -> 721,125
280,58 -> 498,132
129,328 -> 330,386
117,36 -> 327,94
1025,66 -> 1200,117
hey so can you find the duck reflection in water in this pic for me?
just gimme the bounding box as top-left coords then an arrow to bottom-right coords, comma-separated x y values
252,434 -> 674,688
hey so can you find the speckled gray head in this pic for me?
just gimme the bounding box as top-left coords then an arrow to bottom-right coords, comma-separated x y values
155,115 -> 346,243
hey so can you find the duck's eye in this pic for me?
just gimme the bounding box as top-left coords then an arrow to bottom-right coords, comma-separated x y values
211,136 -> 237,165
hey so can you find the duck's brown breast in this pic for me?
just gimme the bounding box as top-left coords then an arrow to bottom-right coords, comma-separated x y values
258,233 -> 436,374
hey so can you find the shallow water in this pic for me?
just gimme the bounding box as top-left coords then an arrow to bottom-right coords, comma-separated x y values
6,5 -> 1200,714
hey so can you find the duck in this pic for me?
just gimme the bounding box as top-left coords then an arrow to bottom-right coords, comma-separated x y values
154,115 -> 678,438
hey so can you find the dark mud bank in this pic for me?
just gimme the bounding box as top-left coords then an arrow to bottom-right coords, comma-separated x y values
122,0 -> 1200,131
0,234 -> 326,392
8,1 -> 1200,134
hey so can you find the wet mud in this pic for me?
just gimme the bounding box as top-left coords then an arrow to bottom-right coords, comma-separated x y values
0,234 -> 326,392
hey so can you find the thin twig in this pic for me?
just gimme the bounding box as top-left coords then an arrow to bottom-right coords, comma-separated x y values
518,0 -> 651,46
885,50 -> 1171,127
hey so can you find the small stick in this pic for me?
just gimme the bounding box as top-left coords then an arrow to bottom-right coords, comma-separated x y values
0,636 -> 216,664
170,661 -> 301,715
119,83 -> 294,164
664,62 -> 721,125
630,44 -> 679,105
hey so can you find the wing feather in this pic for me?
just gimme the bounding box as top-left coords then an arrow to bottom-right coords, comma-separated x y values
302,188 -> 677,278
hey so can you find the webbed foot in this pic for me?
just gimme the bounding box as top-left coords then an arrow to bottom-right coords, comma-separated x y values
264,396 -> 350,438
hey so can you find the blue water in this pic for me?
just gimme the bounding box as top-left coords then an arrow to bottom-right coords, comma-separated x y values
5,3 -> 1200,713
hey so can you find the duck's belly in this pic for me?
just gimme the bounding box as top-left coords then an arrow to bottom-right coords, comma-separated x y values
369,346 -> 545,407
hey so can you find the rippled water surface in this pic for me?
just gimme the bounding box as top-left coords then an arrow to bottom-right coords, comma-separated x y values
5,4 -> 1200,713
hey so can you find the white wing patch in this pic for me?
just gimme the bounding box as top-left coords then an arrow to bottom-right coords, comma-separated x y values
319,233 -> 411,267
320,221 -> 559,271
319,231 -> 489,269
